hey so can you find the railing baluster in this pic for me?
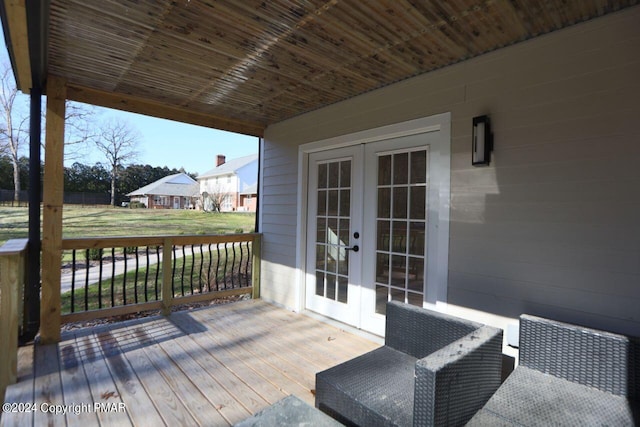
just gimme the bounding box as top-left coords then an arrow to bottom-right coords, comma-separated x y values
123,247 -> 127,306
172,245 -> 178,296
189,245 -> 195,295
154,246 -> 160,300
238,241 -> 244,289
180,245 -> 186,296
71,250 -> 76,313
111,247 -> 116,307
144,246 -> 150,302
84,250 -> 90,311
244,241 -> 250,287
207,243 -> 212,292
215,243 -> 221,291
231,240 -> 237,288
98,252 -> 103,309
134,247 -> 139,304
223,242 -> 229,290
198,244 -> 204,294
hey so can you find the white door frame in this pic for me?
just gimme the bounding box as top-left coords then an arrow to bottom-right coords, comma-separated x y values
295,113 -> 451,332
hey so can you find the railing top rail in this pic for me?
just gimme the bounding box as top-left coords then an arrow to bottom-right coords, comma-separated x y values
0,238 -> 29,256
61,233 -> 261,250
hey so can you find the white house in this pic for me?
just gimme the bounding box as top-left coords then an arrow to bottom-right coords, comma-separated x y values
197,154 -> 258,212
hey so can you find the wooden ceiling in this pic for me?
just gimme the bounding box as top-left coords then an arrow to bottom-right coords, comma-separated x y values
10,0 -> 640,136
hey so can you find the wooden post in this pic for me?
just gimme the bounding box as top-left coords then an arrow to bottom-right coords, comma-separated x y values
251,234 -> 261,299
161,238 -> 173,315
40,76 -> 66,344
0,240 -> 27,401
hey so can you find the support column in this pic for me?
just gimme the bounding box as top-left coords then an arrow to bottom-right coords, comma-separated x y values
22,86 -> 42,343
40,76 -> 66,344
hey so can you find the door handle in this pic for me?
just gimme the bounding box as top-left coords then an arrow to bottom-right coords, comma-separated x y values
345,245 -> 359,252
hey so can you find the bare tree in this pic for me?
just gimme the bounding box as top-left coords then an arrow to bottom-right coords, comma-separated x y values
0,63 -> 28,202
202,187 -> 232,212
94,117 -> 141,206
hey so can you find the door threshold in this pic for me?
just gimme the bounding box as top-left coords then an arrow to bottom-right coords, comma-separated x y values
302,309 -> 385,346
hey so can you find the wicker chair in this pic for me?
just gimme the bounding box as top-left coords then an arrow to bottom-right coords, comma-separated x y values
315,301 -> 504,426
467,314 -> 640,426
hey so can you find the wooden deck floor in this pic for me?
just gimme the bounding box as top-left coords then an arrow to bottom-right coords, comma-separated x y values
1,300 -> 379,426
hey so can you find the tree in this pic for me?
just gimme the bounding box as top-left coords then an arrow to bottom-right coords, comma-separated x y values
0,62 -> 28,202
93,118 -> 141,206
202,186 -> 232,212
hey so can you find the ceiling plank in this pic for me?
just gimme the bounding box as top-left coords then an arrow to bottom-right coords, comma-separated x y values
65,83 -> 265,137
2,0 -> 32,92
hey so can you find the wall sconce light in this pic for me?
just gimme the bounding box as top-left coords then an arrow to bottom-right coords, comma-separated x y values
472,115 -> 492,166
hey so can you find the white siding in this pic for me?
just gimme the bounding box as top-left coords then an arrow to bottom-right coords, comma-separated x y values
261,7 -> 640,336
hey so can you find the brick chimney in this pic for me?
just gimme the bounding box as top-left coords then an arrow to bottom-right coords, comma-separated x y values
216,154 -> 226,166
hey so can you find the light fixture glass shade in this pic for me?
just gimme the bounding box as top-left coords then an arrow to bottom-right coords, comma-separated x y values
472,115 -> 491,166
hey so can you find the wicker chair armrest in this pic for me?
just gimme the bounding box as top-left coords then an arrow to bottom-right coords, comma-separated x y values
413,325 -> 503,427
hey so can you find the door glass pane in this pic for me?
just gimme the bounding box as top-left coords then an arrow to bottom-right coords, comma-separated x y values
393,187 -> 407,218
410,151 -> 427,184
377,188 -> 390,218
318,164 -> 328,189
392,221 -> 406,253
376,285 -> 388,314
391,255 -> 406,287
338,277 -> 348,303
338,247 -> 349,276
317,218 -> 326,243
407,257 -> 424,292
339,218 -> 350,247
316,272 -> 324,296
328,190 -> 338,215
315,244 -> 325,270
410,187 -> 425,219
407,291 -> 423,307
326,274 -> 336,300
340,161 -> 351,187
317,190 -> 327,215
340,190 -> 350,217
390,288 -> 404,303
328,162 -> 339,188
378,155 -> 391,185
393,153 -> 408,185
376,253 -> 389,285
409,222 -> 425,256
377,220 -> 390,251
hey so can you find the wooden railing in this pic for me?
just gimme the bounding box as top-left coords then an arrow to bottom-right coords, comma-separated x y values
56,233 -> 262,324
0,238 -> 28,402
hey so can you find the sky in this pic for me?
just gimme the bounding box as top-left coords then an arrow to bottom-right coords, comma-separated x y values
0,23 -> 258,177
79,107 -> 259,176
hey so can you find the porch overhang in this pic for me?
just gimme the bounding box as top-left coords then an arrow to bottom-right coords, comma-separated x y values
2,0 -> 637,137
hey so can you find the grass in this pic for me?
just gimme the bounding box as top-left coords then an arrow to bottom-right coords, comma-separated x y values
0,206 -> 256,245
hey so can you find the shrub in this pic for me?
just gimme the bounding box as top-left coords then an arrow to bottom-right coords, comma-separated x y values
87,248 -> 103,261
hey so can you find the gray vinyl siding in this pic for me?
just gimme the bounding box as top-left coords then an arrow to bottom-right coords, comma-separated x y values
260,7 -> 640,335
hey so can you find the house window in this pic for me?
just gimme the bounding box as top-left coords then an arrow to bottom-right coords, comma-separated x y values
154,195 -> 168,206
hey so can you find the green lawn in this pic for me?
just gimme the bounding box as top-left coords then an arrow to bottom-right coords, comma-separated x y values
0,206 -> 256,245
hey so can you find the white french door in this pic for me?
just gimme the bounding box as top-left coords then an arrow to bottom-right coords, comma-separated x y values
304,124 -> 447,336
305,146 -> 363,327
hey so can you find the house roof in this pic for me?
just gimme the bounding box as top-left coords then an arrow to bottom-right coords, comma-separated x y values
127,173 -> 199,197
198,154 -> 259,180
240,183 -> 258,195
2,1 -> 637,137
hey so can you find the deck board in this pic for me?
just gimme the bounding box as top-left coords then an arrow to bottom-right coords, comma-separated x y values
0,300 -> 379,426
